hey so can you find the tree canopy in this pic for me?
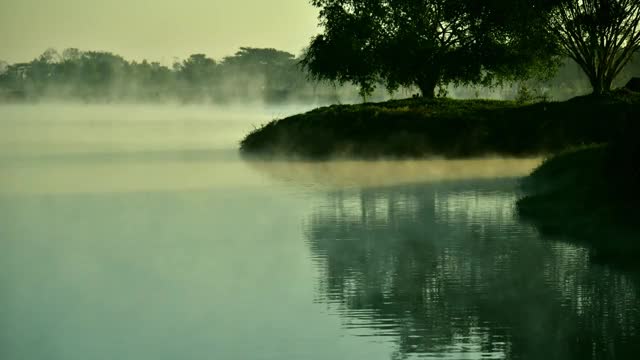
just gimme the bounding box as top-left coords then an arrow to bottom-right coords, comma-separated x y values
549,0 -> 640,94
302,0 -> 560,98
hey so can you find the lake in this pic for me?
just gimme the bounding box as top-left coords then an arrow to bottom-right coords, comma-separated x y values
1,104 -> 639,360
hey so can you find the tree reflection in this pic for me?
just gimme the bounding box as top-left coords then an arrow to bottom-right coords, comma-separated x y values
305,179 -> 640,359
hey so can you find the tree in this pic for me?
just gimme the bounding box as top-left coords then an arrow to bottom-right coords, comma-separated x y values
176,54 -> 218,92
172,54 -> 218,100
38,48 -> 61,64
220,47 -> 299,87
303,0 -> 559,98
549,0 -> 640,94
26,49 -> 62,92
300,2 -> 381,98
221,47 -> 296,67
62,48 -> 82,62
219,47 -> 303,100
177,54 -> 217,85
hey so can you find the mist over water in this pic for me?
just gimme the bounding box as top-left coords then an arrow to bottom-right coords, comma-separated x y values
1,104 -> 640,359
0,103 -> 310,193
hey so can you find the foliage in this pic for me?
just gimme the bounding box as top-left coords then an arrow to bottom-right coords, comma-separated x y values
515,84 -> 550,104
219,47 -> 307,101
176,54 -> 217,85
302,0 -> 560,98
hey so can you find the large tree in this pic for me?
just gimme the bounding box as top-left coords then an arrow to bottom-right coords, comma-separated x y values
549,0 -> 640,95
303,0 -> 559,98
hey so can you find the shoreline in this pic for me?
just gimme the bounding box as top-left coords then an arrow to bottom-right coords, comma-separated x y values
517,145 -> 640,262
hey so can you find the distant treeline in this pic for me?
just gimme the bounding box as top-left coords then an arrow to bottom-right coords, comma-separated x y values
0,47 -> 388,104
0,47 -> 638,103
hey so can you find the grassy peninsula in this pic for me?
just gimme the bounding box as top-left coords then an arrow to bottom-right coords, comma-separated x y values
241,90 -> 640,259
240,90 -> 640,159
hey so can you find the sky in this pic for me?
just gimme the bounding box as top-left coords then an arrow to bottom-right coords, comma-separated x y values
0,0 -> 320,64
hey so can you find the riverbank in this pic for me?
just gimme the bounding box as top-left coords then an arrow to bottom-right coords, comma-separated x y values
240,90 -> 640,159
517,144 -> 640,262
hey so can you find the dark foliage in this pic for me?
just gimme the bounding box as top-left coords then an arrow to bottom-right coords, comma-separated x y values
302,0 -> 561,98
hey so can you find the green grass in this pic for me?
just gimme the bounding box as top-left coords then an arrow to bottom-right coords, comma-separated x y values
240,89 -> 640,159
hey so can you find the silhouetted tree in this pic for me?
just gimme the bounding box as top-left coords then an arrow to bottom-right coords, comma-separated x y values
61,48 -> 82,62
38,48 -> 61,64
303,0 -> 559,98
219,47 -> 305,100
76,52 -> 128,98
221,47 -> 296,68
173,54 -> 218,99
549,0 -> 640,94
24,49 -> 62,94
177,54 -> 217,84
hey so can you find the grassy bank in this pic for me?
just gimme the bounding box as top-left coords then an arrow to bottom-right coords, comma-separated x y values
517,143 -> 640,262
240,90 -> 640,159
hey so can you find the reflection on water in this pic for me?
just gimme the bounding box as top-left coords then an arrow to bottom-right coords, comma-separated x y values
306,180 -> 640,359
2,105 -> 640,360
246,158 -> 541,189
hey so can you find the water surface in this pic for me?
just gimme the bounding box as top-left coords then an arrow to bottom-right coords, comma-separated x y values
1,104 -> 639,360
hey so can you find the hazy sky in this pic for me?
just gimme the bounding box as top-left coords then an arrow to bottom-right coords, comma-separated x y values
0,0 -> 319,63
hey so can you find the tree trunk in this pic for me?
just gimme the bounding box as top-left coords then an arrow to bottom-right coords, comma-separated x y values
417,77 -> 438,98
588,71 -> 613,95
589,76 -> 604,95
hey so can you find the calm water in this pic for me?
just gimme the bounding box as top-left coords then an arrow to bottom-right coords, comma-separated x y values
1,105 -> 639,360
